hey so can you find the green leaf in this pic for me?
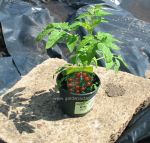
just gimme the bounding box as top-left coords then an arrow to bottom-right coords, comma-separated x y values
76,12 -> 90,20
95,9 -> 111,17
78,54 -> 88,66
46,30 -> 65,49
78,35 -> 95,49
106,61 -> 114,70
67,35 -> 79,52
80,22 -> 91,31
96,32 -> 120,51
86,45 -> 98,65
50,22 -> 70,30
96,32 -> 119,42
36,28 -> 53,41
110,44 -> 120,50
92,18 -> 102,27
117,55 -> 128,67
114,59 -> 120,72
98,43 -> 113,63
69,21 -> 82,30
71,55 -> 78,65
92,57 -> 98,67
36,23 -> 69,42
86,5 -> 110,16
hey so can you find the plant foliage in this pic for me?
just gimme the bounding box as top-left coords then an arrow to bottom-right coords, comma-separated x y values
36,5 -> 127,72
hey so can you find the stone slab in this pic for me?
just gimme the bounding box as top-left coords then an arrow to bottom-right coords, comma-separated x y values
0,58 -> 150,143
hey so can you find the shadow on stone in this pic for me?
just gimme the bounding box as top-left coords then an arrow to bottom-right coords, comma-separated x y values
0,87 -> 68,134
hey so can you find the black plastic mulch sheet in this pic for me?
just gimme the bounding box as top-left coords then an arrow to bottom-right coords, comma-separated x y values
117,106 -> 150,143
0,0 -> 52,94
0,0 -> 51,75
0,57 -> 20,95
62,0 -> 121,8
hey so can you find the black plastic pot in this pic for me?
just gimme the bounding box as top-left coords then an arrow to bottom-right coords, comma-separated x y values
56,72 -> 100,117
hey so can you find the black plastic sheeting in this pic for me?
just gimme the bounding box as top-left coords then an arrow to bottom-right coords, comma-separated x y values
0,57 -> 20,95
0,0 -> 150,142
117,106 -> 150,143
63,0 -> 121,8
0,0 -> 53,94
0,0 -> 51,75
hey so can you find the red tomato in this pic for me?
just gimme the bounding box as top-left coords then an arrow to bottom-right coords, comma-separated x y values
82,72 -> 88,77
68,78 -> 73,82
75,81 -> 80,85
84,76 -> 91,81
86,82 -> 92,86
67,83 -> 73,87
75,86 -> 80,90
81,86 -> 86,91
76,90 -> 80,94
76,72 -> 82,78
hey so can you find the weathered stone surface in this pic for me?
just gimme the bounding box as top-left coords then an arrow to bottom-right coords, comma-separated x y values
0,58 -> 150,143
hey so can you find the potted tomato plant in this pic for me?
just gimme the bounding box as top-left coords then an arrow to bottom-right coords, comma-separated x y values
36,5 -> 127,117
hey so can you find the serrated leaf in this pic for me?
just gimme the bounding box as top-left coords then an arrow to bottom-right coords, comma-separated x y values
95,10 -> 111,17
51,22 -> 69,30
78,35 -> 95,49
36,28 -> 53,41
98,43 -> 113,63
92,57 -> 98,67
110,44 -> 120,50
106,61 -> 114,70
71,55 -> 78,65
76,12 -> 90,20
70,21 -> 82,30
78,54 -> 88,66
87,45 -> 97,64
118,55 -> 128,67
46,30 -> 65,49
67,35 -> 79,52
114,59 -> 120,72
80,22 -> 91,31
92,18 -> 102,27
96,32 -> 113,41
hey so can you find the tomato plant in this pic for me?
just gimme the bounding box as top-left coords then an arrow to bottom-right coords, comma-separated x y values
37,5 -> 128,94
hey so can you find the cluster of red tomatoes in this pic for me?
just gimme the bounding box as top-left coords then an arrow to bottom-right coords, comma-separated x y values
67,72 -> 93,94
